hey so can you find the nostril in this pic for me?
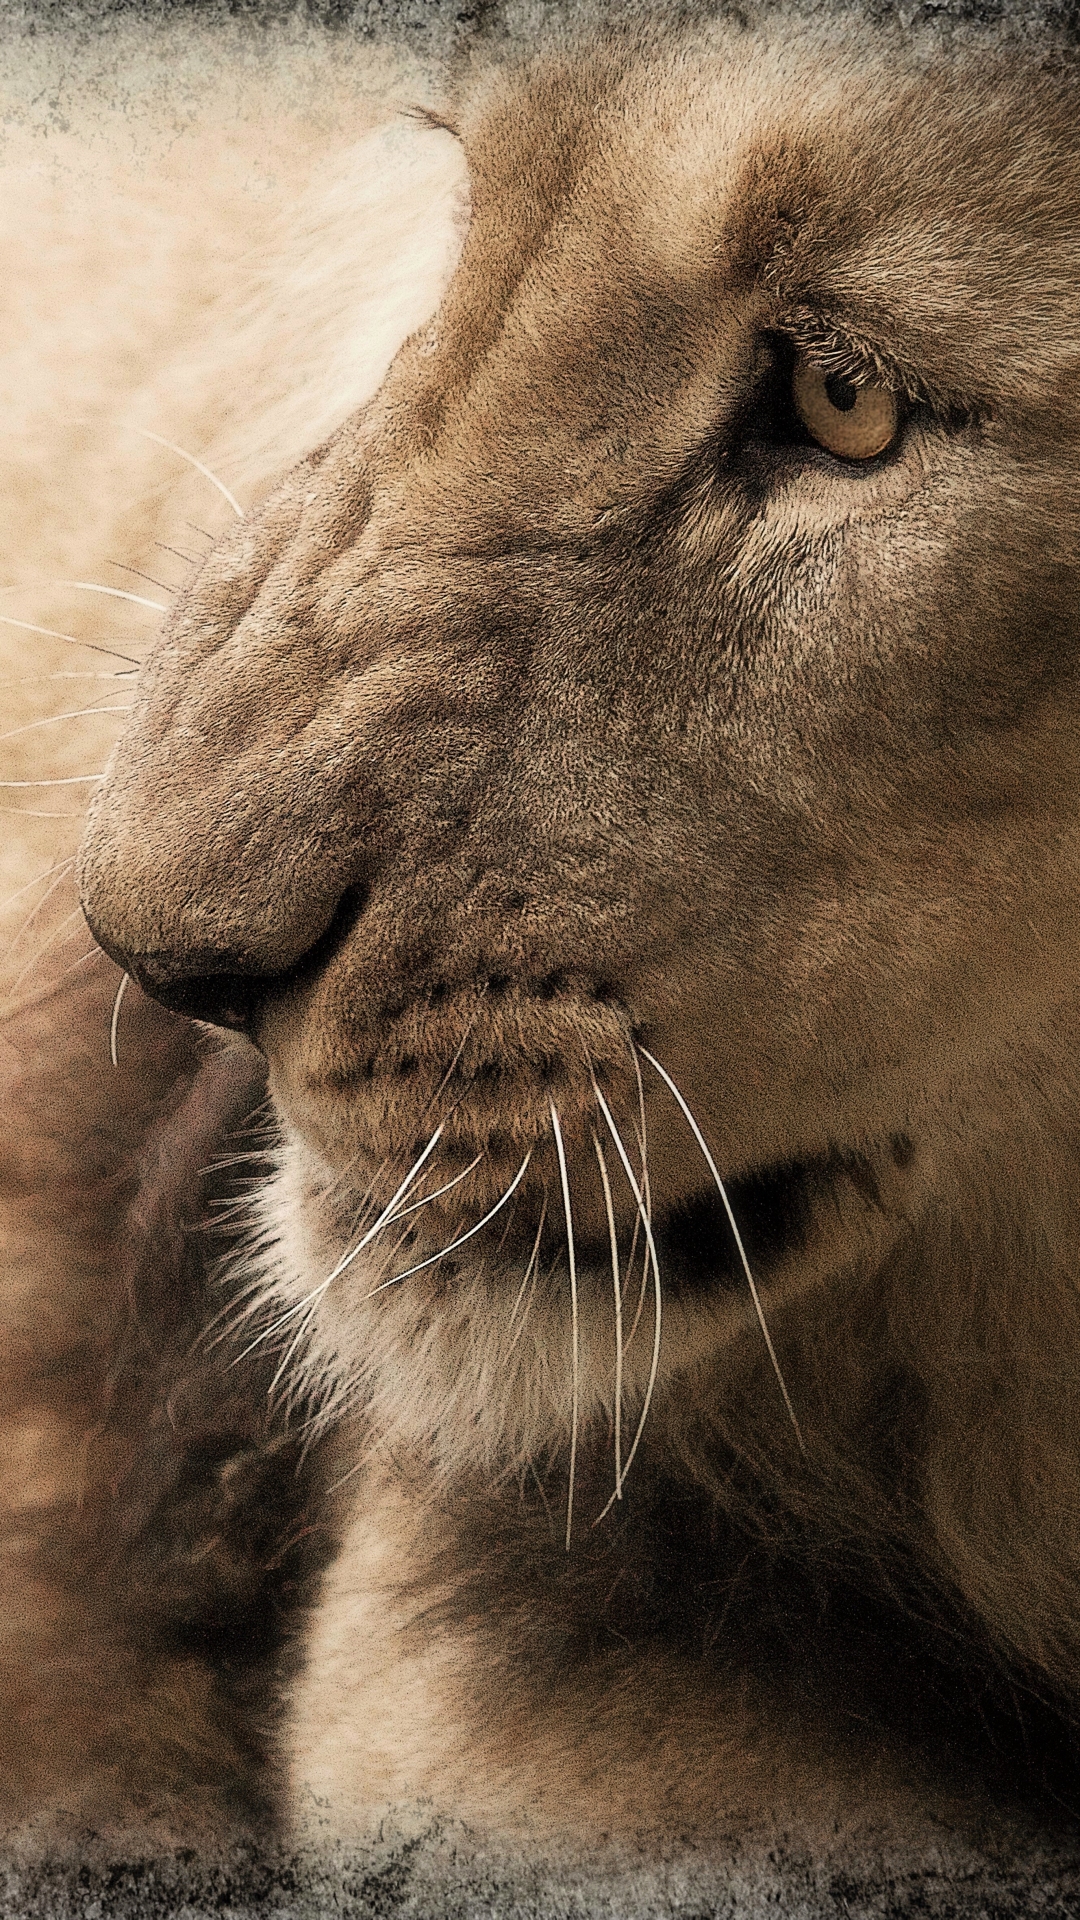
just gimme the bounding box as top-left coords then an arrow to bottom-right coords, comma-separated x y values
142,971 -> 267,1032
83,882 -> 371,1037
82,919 -> 274,1034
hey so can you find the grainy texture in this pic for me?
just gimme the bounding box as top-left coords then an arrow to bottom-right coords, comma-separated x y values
6,2 -> 1080,1914
5,1816 -> 1080,1919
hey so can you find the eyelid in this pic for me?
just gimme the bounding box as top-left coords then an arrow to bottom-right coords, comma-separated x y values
777,308 -> 924,405
790,341 -> 900,395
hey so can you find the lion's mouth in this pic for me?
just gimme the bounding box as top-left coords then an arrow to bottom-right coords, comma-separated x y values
656,1136 -> 914,1293
507,1136 -> 914,1300
312,1126 -> 915,1322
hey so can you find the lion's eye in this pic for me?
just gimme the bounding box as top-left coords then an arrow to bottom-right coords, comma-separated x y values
792,356 -> 899,460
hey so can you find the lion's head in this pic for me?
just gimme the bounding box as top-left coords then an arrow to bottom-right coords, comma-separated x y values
77,9 -> 1080,1688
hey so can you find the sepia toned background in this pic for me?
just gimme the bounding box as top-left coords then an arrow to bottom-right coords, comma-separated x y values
2,1 -> 1080,1912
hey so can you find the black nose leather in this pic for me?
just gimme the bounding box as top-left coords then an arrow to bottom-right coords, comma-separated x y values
136,970 -> 268,1032
84,885 -> 368,1035
82,909 -> 274,1033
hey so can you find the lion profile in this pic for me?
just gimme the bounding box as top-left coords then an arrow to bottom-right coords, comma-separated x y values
4,1 -> 1080,1911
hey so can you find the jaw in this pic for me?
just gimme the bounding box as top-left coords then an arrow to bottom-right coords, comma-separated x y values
232,956 -> 935,1484
247,1042 -> 922,1483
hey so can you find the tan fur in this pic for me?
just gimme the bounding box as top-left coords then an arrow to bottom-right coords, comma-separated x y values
5,1 -> 1080,1887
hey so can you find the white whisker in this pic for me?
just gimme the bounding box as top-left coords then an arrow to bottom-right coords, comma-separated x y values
6,906 -> 88,996
549,1103 -> 579,1553
391,1153 -> 483,1221
231,1126 -> 446,1363
0,704 -> 132,745
591,1078 -> 663,1522
311,1150 -> 478,1272
367,1149 -> 532,1294
621,1081 -> 653,1358
137,429 -> 244,521
8,862 -> 80,943
62,581 -> 167,612
638,1046 -> 806,1456
630,1041 -> 651,1212
54,945 -> 102,982
109,973 -> 130,1069
4,863 -> 80,990
268,1296 -> 326,1401
293,1126 -> 447,1296
424,988 -> 487,1115
1,857 -> 75,923
508,1199 -> 547,1337
620,1175 -> 653,1359
592,1129 -> 623,1503
0,774 -> 104,787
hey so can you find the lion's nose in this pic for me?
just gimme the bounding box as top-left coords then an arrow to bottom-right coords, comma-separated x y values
126,963 -> 266,1032
82,918 -> 275,1033
83,888 -> 365,1037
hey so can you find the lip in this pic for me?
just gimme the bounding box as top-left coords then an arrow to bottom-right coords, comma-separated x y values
651,1136 -> 914,1297
320,1129 -> 917,1317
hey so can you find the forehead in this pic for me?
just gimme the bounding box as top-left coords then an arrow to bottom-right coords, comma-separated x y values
458,18 -> 1080,410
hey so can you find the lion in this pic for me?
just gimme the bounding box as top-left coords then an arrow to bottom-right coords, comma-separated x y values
5,0 -> 1080,1910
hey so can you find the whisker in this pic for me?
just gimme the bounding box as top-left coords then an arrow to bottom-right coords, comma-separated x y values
0,856 -> 75,920
548,1103 -> 579,1553
5,906 -> 88,997
620,1169 -> 652,1359
638,1046 -> 806,1456
366,1150 -> 532,1294
185,523 -> 217,544
2,671 -> 135,686
591,1079 -> 663,1522
267,1272 -> 351,1402
0,775 -> 104,787
616,1044 -> 652,1353
109,972 -> 130,1068
630,1041 -> 652,1225
423,985 -> 488,1118
390,1152 -> 483,1221
491,1192 -> 522,1264
0,613 -> 141,668
287,1001 -> 486,1234
232,1125 -> 446,1361
137,429 -> 244,521
5,861 -> 77,953
508,1199 -> 547,1335
592,1129 -> 623,1503
0,704 -> 132,745
155,543 -> 200,566
53,944 -> 103,982
108,561 -> 173,594
62,581 -> 167,613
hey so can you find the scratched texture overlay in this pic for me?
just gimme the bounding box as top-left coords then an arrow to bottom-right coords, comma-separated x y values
3,1 -> 1080,1914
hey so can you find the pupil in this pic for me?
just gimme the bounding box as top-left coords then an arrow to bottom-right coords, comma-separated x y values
824,372 -> 858,413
